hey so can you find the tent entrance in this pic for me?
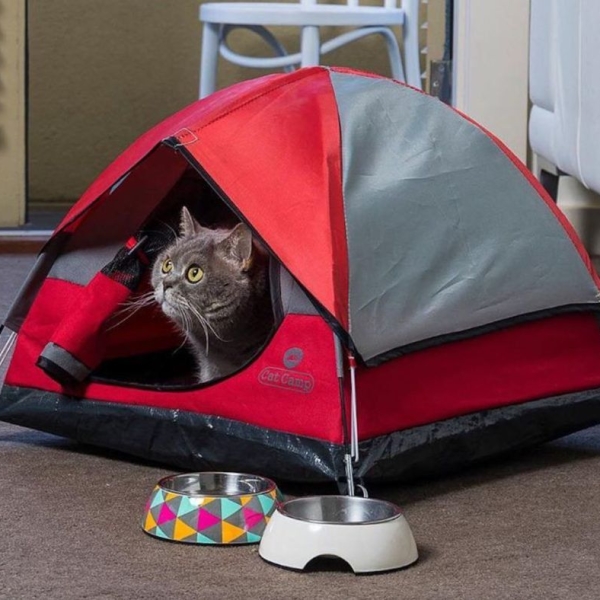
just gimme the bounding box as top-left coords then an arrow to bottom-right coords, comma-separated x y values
76,166 -> 283,389
92,347 -> 198,388
22,150 -> 324,391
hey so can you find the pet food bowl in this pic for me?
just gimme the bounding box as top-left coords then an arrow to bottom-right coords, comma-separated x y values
259,495 -> 418,573
142,472 -> 280,544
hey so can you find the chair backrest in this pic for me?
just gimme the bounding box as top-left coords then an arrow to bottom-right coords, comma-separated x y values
300,0 -> 399,9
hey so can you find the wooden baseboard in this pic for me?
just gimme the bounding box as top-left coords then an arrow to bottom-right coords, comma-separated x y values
0,234 -> 49,254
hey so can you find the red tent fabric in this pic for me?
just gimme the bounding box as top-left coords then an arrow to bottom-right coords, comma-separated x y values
2,67 -> 600,483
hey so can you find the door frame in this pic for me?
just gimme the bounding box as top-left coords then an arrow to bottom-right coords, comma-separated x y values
452,0 -> 530,163
0,0 -> 27,228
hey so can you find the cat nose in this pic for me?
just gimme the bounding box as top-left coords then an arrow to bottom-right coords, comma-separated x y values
163,281 -> 173,291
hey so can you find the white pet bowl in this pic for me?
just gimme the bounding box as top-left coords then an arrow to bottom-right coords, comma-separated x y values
258,495 -> 418,574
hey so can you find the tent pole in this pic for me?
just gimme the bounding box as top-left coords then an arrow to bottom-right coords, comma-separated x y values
334,333 -> 364,496
348,353 -> 359,463
0,331 -> 17,370
344,454 -> 356,496
335,334 -> 356,495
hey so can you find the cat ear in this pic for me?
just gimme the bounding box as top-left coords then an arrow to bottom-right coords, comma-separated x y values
223,223 -> 254,271
179,206 -> 202,237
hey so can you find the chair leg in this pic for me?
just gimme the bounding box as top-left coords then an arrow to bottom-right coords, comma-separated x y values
401,0 -> 422,89
540,169 -> 560,202
378,28 -> 405,81
200,22 -> 221,98
300,26 -> 321,67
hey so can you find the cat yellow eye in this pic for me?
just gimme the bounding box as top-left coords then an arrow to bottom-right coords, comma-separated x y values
186,265 -> 204,283
161,258 -> 173,274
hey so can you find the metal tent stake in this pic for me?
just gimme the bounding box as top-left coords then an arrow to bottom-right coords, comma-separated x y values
344,453 -> 356,497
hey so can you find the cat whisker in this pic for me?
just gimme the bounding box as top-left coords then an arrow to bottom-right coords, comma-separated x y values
116,291 -> 156,311
192,303 -> 225,340
174,310 -> 193,353
156,219 -> 179,241
167,294 -> 202,354
107,293 -> 158,331
143,227 -> 174,239
184,299 -> 230,345
142,228 -> 177,252
165,299 -> 192,354
180,299 -> 212,354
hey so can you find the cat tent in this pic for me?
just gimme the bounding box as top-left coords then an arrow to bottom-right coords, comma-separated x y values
3,66 -> 600,484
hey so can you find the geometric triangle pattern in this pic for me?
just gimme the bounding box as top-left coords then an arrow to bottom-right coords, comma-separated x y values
221,498 -> 243,520
142,484 -> 281,545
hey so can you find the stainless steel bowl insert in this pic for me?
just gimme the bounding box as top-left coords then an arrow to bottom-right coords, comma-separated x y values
158,472 -> 277,497
278,496 -> 402,525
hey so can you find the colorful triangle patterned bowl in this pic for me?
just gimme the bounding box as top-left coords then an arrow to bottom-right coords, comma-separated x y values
142,472 -> 281,545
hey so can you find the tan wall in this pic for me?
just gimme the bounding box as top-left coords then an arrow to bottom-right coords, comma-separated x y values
29,0 -> 416,204
0,0 -> 27,226
28,0 -> 202,203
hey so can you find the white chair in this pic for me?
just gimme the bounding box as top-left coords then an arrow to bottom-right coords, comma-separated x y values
199,0 -> 422,98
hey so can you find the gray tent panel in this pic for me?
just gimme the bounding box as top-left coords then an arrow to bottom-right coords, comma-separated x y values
277,265 -> 319,316
329,71 -> 599,362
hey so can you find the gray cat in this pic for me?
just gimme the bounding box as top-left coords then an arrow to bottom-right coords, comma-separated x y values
151,206 -> 273,383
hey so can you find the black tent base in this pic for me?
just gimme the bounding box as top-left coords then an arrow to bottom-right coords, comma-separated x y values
358,387 -> 600,482
1,384 -> 600,484
0,385 -> 344,483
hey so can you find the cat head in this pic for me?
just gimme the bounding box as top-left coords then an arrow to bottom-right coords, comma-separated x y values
151,207 -> 262,336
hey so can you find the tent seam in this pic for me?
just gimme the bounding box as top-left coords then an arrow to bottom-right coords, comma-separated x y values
364,303 -> 600,366
326,70 -> 352,337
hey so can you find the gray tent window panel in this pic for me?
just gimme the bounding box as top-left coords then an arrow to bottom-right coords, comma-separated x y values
3,247 -> 62,332
329,71 -> 599,361
49,242 -> 124,287
47,145 -> 186,287
278,265 -> 319,316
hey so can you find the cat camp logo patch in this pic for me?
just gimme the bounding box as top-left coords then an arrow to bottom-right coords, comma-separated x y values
259,348 -> 314,394
283,347 -> 303,369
